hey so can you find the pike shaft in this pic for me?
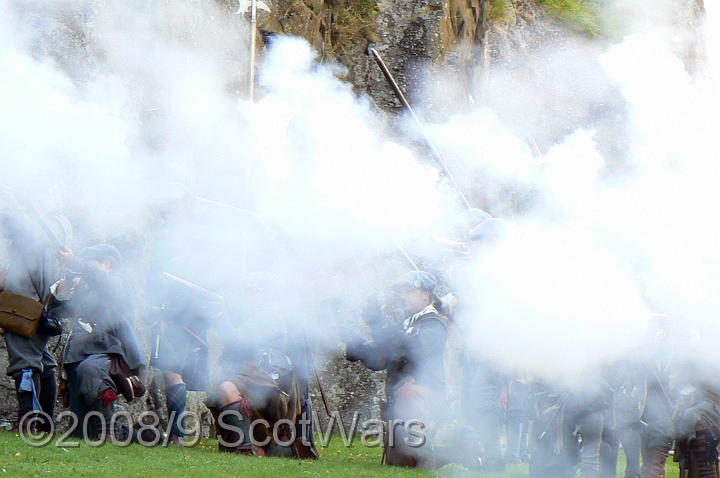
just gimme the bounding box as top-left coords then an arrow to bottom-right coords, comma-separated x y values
369,48 -> 472,209
249,0 -> 257,101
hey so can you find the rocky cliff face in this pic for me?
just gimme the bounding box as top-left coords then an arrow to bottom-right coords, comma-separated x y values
254,0 -> 488,113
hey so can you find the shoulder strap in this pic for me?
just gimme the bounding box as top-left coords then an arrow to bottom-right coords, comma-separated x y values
18,253 -> 50,304
414,312 -> 448,330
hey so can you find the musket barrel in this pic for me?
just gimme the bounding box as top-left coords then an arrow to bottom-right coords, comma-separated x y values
369,48 -> 472,209
161,271 -> 225,301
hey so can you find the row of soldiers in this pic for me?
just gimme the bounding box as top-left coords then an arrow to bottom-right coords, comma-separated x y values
3,190 -> 720,476
0,191 -> 320,456
335,206 -> 720,477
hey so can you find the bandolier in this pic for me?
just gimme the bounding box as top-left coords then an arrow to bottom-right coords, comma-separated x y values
345,270 -> 448,468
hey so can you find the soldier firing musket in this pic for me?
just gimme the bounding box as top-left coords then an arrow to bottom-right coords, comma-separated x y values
341,269 -> 449,468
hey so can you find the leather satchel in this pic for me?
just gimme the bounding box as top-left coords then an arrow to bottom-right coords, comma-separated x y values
0,255 -> 53,337
0,290 -> 45,337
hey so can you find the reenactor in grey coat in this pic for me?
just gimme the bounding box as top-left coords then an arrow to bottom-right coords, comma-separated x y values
55,244 -> 146,441
1,204 -> 63,433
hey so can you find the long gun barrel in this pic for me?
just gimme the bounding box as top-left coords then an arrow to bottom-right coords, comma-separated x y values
161,272 -> 225,301
369,48 -> 472,209
23,205 -> 64,249
0,186 -> 65,249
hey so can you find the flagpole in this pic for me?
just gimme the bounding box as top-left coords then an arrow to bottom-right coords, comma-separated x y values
249,0 -> 257,101
236,0 -> 270,100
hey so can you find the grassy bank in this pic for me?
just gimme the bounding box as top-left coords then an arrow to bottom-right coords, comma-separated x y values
1,429 -> 675,477
0,430 -> 531,477
491,0 -> 600,36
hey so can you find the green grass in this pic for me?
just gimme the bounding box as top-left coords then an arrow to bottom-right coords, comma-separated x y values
536,0 -> 601,36
0,429 -> 678,477
490,0 -> 512,21
0,430 -> 490,477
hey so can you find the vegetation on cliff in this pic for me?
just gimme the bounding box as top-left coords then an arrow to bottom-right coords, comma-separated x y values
537,0 -> 600,35
330,0 -> 380,53
491,0 -> 600,36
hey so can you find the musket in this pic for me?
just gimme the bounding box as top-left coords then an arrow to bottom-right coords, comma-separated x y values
161,271 -> 225,301
433,235 -> 470,256
181,325 -> 210,348
0,187 -> 65,249
22,204 -> 64,250
303,334 -> 334,417
193,196 -> 272,233
248,0 -> 258,102
536,392 -> 568,442
369,48 -> 472,209
394,239 -> 421,272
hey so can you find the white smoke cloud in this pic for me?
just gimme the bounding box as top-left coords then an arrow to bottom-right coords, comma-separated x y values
421,0 -> 720,386
0,0 -> 459,355
457,222 -> 650,384
0,0 -> 717,398
0,43 -> 140,227
253,38 -> 446,241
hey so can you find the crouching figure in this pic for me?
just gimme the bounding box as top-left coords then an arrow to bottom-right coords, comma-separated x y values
207,346 -> 319,458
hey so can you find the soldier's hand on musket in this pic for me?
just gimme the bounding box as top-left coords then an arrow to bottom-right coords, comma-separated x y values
56,246 -> 75,265
52,274 -> 82,299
